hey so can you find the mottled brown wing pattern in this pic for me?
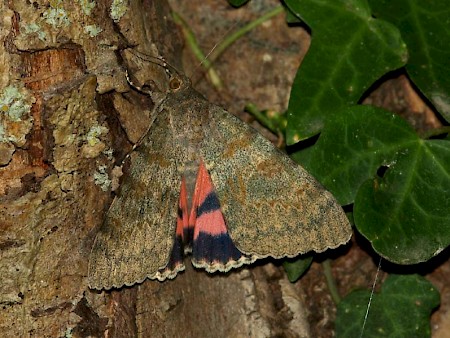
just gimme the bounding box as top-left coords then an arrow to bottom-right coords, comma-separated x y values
88,107 -> 185,290
88,71 -> 351,289
200,104 -> 352,258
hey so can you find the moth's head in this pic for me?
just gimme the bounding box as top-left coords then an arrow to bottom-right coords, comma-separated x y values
123,49 -> 192,96
167,74 -> 191,93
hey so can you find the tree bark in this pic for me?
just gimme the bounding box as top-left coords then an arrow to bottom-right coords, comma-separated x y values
0,1 -> 312,337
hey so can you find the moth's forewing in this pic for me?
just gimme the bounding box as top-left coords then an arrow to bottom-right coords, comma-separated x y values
88,107 -> 185,290
200,105 -> 352,258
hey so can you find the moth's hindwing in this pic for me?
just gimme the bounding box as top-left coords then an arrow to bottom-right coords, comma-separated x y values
190,161 -> 257,272
200,104 -> 352,258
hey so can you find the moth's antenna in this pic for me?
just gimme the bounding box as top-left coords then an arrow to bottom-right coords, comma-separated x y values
172,11 -> 242,84
172,6 -> 283,88
125,70 -> 152,94
123,53 -> 168,150
190,18 -> 242,78
359,257 -> 382,338
126,48 -> 183,78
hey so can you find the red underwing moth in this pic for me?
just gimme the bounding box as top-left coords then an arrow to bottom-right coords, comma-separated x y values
88,62 -> 352,290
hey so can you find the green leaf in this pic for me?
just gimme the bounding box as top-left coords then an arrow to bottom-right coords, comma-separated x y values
283,255 -> 313,282
283,4 -> 302,24
369,0 -> 450,122
227,0 -> 250,7
245,104 -> 287,136
336,274 -> 440,338
299,105 -> 418,205
284,0 -> 407,144
354,138 -> 450,264
297,105 -> 450,264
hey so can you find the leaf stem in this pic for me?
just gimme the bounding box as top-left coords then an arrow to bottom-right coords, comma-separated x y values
420,126 -> 450,139
322,259 -> 341,305
208,5 -> 284,62
172,5 -> 284,89
245,103 -> 278,134
172,11 -> 223,89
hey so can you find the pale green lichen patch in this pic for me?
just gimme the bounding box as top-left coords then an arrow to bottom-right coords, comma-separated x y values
22,22 -> 47,41
0,124 -> 7,142
82,123 -> 108,158
102,147 -> 114,160
0,85 -> 33,122
0,85 -> 34,163
49,77 -> 101,173
64,327 -> 73,338
43,1 -> 70,28
0,122 -> 18,144
84,25 -> 103,37
86,124 -> 108,146
76,0 -> 96,16
110,0 -> 128,23
94,165 -> 111,191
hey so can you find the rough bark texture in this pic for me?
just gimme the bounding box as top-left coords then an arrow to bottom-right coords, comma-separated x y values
1,1 -> 447,337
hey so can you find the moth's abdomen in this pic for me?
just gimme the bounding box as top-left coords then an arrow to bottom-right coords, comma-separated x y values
159,160 -> 257,278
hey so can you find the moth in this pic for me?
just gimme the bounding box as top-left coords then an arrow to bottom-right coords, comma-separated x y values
88,59 -> 352,290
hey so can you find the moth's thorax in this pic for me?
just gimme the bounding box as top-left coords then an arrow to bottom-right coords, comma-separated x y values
164,84 -> 210,209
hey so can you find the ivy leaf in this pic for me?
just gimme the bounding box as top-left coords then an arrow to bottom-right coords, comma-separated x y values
354,137 -> 450,264
283,4 -> 302,24
283,255 -> 313,283
336,274 -> 440,338
284,0 -> 407,144
227,0 -> 250,7
295,105 -> 450,264
297,105 -> 417,205
369,0 -> 450,122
